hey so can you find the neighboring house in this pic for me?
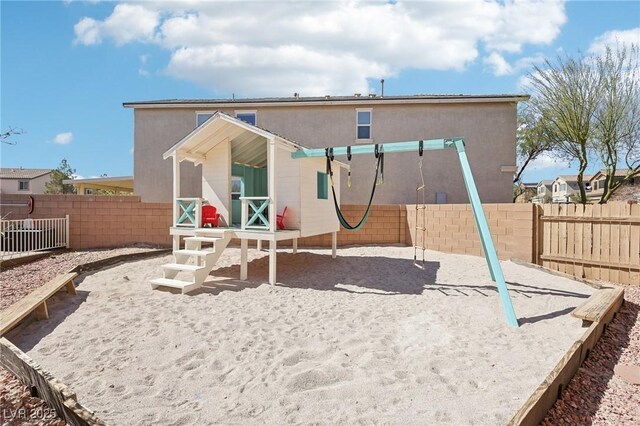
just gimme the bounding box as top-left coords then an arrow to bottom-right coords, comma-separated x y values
588,169 -> 636,202
124,94 -> 528,205
551,175 -> 583,203
63,176 -> 134,195
514,182 -> 537,203
531,180 -> 553,204
0,168 -> 53,195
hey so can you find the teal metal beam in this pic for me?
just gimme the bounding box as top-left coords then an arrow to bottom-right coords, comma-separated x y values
290,138 -> 461,159
453,139 -> 519,327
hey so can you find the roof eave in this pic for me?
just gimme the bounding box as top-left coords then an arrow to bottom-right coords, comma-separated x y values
123,95 -> 530,109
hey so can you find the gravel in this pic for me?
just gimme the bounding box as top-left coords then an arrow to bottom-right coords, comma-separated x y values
542,286 -> 640,426
0,247 -> 158,310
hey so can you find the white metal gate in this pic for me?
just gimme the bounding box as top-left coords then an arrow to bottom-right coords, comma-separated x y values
0,215 -> 69,259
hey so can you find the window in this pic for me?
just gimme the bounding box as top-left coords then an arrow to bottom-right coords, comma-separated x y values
235,111 -> 257,126
356,109 -> 371,140
196,113 -> 214,126
18,180 -> 29,191
231,176 -> 243,200
538,186 -> 545,195
317,172 -> 328,199
560,183 -> 567,192
84,188 -> 94,195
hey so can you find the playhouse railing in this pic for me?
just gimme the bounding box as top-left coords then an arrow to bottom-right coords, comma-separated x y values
0,215 -> 69,259
175,198 -> 202,228
240,197 -> 270,230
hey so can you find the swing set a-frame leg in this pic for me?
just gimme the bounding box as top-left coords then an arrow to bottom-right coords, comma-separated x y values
454,140 -> 519,327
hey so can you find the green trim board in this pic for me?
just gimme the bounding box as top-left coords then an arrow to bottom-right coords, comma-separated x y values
317,172 -> 328,199
290,138 -> 520,328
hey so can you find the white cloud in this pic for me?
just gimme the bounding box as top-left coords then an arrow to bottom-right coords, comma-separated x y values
485,52 -> 546,77
528,152 -> 569,171
483,0 -> 566,53
73,0 -> 567,96
74,3 -> 159,46
484,52 -> 513,76
53,132 -> 73,145
588,27 -> 640,56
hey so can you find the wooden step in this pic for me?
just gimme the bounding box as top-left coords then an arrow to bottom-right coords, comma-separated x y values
149,277 -> 202,294
174,249 -> 215,257
185,236 -> 222,243
161,263 -> 205,272
571,288 -> 624,323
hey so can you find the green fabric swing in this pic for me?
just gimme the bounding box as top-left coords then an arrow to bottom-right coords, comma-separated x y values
326,147 -> 383,231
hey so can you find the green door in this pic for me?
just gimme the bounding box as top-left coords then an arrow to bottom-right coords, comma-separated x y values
231,176 -> 244,226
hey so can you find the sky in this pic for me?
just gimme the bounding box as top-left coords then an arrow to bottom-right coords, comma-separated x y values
1,0 -> 639,183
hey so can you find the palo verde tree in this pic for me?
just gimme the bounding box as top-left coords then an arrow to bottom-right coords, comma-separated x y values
45,158 -> 77,194
513,105 -> 554,201
591,44 -> 640,203
527,53 -> 602,204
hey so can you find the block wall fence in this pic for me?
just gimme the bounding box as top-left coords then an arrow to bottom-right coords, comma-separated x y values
0,195 -> 172,249
0,195 -> 536,261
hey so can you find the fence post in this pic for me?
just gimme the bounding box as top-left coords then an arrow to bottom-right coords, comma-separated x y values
65,214 -> 70,249
532,204 -> 543,265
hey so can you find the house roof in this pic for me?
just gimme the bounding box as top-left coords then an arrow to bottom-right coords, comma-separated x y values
589,168 -> 631,181
0,168 -> 52,179
124,94 -> 529,109
538,180 -> 554,186
62,176 -> 134,189
558,175 -> 579,183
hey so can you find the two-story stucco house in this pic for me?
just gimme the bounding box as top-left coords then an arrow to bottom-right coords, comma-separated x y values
0,168 -> 53,195
124,94 -> 527,205
531,180 -> 553,204
551,175 -> 586,203
587,169 -> 636,201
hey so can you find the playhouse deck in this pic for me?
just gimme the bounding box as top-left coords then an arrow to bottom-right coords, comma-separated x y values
169,226 -> 301,242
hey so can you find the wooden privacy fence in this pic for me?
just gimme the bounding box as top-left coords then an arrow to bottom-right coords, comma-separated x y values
538,203 -> 640,286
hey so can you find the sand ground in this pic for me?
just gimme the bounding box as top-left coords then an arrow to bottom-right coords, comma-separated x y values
8,246 -> 595,425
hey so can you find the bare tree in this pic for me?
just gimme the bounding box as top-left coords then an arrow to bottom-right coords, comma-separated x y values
592,44 -> 640,203
1,127 -> 24,145
527,54 -> 602,204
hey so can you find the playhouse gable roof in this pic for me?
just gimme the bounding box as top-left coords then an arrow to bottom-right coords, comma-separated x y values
163,112 -> 305,161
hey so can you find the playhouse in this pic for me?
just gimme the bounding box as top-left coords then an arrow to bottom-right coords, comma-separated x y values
150,112 -> 346,293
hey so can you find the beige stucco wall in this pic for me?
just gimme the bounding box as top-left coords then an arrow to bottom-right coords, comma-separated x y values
0,174 -> 50,195
133,101 -> 518,204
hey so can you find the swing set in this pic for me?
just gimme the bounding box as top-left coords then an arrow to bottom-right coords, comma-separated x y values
292,137 -> 519,327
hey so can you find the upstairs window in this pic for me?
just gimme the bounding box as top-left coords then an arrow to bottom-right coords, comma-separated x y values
538,186 -> 545,195
356,109 -> 372,140
235,111 -> 257,125
560,183 -> 567,191
196,113 -> 214,126
18,180 -> 29,191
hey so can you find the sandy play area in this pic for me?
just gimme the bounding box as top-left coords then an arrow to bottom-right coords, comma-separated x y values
9,246 -> 595,425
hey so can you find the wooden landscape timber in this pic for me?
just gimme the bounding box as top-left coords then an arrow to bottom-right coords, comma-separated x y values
0,272 -> 78,336
0,337 -> 106,426
508,287 -> 626,425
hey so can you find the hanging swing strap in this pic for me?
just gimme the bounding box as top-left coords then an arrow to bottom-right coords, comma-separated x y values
326,146 -> 382,231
